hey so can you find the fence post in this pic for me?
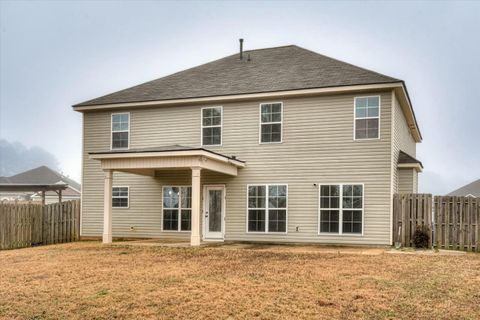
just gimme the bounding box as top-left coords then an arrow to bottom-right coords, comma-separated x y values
476,198 -> 480,253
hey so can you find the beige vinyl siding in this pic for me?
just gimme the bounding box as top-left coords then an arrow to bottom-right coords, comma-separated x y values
82,91 -> 393,245
398,168 -> 417,193
391,95 -> 417,194
413,170 -> 418,192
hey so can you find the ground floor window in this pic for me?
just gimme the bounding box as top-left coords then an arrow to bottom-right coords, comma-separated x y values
247,184 -> 287,233
319,184 -> 363,235
162,186 -> 192,231
112,186 -> 129,208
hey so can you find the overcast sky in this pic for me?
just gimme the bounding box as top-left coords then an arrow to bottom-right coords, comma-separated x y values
1,1 -> 479,194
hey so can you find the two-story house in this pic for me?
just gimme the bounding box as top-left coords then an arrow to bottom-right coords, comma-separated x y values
73,44 -> 423,246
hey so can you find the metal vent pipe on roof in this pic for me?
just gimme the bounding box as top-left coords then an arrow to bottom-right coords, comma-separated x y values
239,38 -> 244,60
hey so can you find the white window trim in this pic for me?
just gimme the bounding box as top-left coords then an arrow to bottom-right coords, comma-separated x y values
259,102 -> 283,144
245,183 -> 288,234
111,112 -> 130,150
112,186 -> 129,209
317,183 -> 364,236
201,106 -> 223,147
161,185 -> 192,233
353,96 -> 381,141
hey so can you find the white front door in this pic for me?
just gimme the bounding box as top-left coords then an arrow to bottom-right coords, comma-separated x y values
203,185 -> 225,240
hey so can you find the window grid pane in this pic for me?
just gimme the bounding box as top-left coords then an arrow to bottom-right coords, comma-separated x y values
181,210 -> 192,231
202,107 -> 222,146
342,210 -> 362,234
320,210 -> 339,233
320,184 -> 363,235
355,97 -> 379,139
163,186 -> 192,231
248,209 -> 266,232
260,103 -> 282,143
163,209 -> 179,231
112,114 -> 129,149
261,123 -> 282,143
112,132 -> 128,149
202,127 -> 221,145
112,187 -> 128,208
268,209 -> 286,232
248,184 -> 287,233
248,186 -> 266,209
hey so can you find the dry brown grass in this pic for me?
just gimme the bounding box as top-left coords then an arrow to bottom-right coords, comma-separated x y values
1,242 -> 479,320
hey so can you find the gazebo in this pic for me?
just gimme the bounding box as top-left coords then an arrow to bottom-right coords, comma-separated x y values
0,183 -> 68,204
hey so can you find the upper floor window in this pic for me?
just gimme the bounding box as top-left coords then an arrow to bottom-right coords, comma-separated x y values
112,186 -> 129,208
354,96 -> 379,140
260,102 -> 282,143
319,184 -> 363,235
111,113 -> 129,149
247,184 -> 287,233
201,107 -> 222,146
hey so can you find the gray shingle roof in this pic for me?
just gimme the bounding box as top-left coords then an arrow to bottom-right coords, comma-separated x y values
0,176 -> 11,183
89,145 -> 245,163
398,151 -> 423,168
5,166 -> 81,191
75,45 -> 400,107
447,179 -> 480,197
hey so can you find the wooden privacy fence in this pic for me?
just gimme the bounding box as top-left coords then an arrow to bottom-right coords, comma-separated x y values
393,194 -> 480,252
393,193 -> 433,248
434,196 -> 480,252
0,200 -> 80,250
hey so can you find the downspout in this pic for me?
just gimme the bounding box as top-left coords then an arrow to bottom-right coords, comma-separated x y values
389,89 -> 396,246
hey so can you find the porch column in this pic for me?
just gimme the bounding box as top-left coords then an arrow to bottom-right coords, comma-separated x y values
190,167 -> 202,246
103,169 -> 113,244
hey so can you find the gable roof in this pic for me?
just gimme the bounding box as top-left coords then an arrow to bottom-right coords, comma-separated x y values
74,45 -> 400,107
447,179 -> 480,197
5,166 -> 81,192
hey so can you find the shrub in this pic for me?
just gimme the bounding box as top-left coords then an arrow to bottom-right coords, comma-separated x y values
413,225 -> 430,249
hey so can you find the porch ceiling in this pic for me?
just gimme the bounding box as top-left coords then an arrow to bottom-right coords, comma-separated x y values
89,146 -> 245,176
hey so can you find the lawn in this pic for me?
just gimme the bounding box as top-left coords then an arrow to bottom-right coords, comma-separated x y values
0,242 -> 479,320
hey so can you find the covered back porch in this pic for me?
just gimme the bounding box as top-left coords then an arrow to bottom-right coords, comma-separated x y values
90,146 -> 245,246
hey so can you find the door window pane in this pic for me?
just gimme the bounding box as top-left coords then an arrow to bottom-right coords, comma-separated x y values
208,190 -> 222,232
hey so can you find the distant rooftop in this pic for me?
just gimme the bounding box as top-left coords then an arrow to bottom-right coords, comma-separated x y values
447,179 -> 480,197
0,166 -> 80,192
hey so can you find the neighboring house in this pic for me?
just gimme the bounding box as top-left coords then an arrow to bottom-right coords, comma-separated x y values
73,43 -> 423,246
0,166 -> 81,204
0,176 -> 30,201
447,179 -> 480,198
